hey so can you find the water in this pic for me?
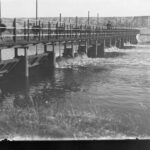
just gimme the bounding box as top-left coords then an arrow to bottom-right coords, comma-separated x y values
0,43 -> 150,140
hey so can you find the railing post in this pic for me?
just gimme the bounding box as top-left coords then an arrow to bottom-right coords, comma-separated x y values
38,20 -> 41,41
64,23 -> 66,39
27,19 -> 30,42
24,21 -> 26,40
41,23 -> 44,40
56,22 -> 58,39
70,24 -> 72,38
48,22 -> 50,40
13,18 -> 16,42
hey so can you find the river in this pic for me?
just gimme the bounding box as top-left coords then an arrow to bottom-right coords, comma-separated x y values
0,42 -> 150,140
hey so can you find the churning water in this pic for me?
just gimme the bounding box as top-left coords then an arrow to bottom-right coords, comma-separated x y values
0,42 -> 150,140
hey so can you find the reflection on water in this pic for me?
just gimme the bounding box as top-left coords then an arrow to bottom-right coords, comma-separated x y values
0,44 -> 150,139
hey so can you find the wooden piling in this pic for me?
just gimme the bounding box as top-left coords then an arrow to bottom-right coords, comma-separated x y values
24,47 -> 29,78
13,18 -> 16,42
14,48 -> 18,58
52,43 -> 56,68
44,44 -> 47,53
71,42 -> 74,57
0,49 -> 2,61
85,40 -> 88,54
95,40 -> 98,57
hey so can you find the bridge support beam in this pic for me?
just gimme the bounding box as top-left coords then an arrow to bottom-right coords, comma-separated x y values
87,40 -> 101,58
111,39 -> 116,47
119,39 -> 124,49
0,49 -> 2,62
130,36 -> 138,44
78,45 -> 87,54
85,41 -> 88,54
116,39 -> 120,48
105,39 -> 111,48
24,47 -> 29,78
71,42 -> 74,57
50,43 -> 56,68
63,42 -> 74,57
44,44 -> 47,53
97,42 -> 105,58
14,48 -> 18,58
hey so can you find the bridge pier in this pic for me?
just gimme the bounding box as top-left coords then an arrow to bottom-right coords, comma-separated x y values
63,42 -> 74,57
105,39 -> 111,48
78,44 -> 87,54
44,44 -> 47,53
14,48 -> 18,58
87,40 -> 105,58
51,43 -> 56,68
0,49 -> 2,62
24,47 -> 29,78
85,41 -> 88,54
97,42 -> 105,58
130,36 -> 138,44
116,39 -> 124,49
71,42 -> 74,57
111,39 -> 116,47
116,39 -> 120,48
120,39 -> 124,49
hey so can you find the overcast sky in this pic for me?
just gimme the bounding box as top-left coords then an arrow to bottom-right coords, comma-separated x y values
1,0 -> 150,18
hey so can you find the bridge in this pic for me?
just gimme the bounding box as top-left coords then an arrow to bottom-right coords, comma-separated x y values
0,18 -> 140,79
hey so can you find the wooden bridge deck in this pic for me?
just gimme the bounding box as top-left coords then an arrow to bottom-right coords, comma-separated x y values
0,18 -> 140,48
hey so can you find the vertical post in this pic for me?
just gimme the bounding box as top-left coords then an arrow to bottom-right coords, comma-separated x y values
24,47 -> 29,78
71,42 -> 74,57
38,20 -> 41,41
13,18 -> 16,42
52,43 -> 56,68
109,38 -> 112,47
41,23 -> 44,40
95,40 -> 98,57
59,42 -> 61,57
103,39 -> 106,49
27,19 -> 30,42
36,0 -> 38,25
44,44 -> 47,53
59,13 -> 61,24
0,0 -> 1,24
88,11 -> 90,25
24,21 -> 26,40
97,13 -> 99,26
0,49 -> 2,62
36,45 -> 38,55
75,16 -> 78,27
14,48 -> 18,58
48,22 -> 50,40
70,24 -> 72,38
56,22 -> 58,39
85,40 -> 88,54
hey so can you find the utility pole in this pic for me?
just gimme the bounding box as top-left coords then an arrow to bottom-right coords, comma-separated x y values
88,11 -> 90,25
0,0 -> 1,23
75,16 -> 78,27
36,0 -> 38,25
97,13 -> 99,26
59,13 -> 61,24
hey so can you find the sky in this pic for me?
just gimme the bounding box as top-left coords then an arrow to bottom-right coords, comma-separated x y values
1,0 -> 150,18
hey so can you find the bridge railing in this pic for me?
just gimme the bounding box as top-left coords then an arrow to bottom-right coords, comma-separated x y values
0,18 -> 140,45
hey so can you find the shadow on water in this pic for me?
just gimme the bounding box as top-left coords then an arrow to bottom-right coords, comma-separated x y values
122,46 -> 136,49
104,52 -> 127,58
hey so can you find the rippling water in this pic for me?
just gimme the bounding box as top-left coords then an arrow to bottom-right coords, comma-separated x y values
0,43 -> 150,140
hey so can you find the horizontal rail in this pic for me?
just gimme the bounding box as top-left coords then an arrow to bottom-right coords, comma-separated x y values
0,18 -> 140,47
